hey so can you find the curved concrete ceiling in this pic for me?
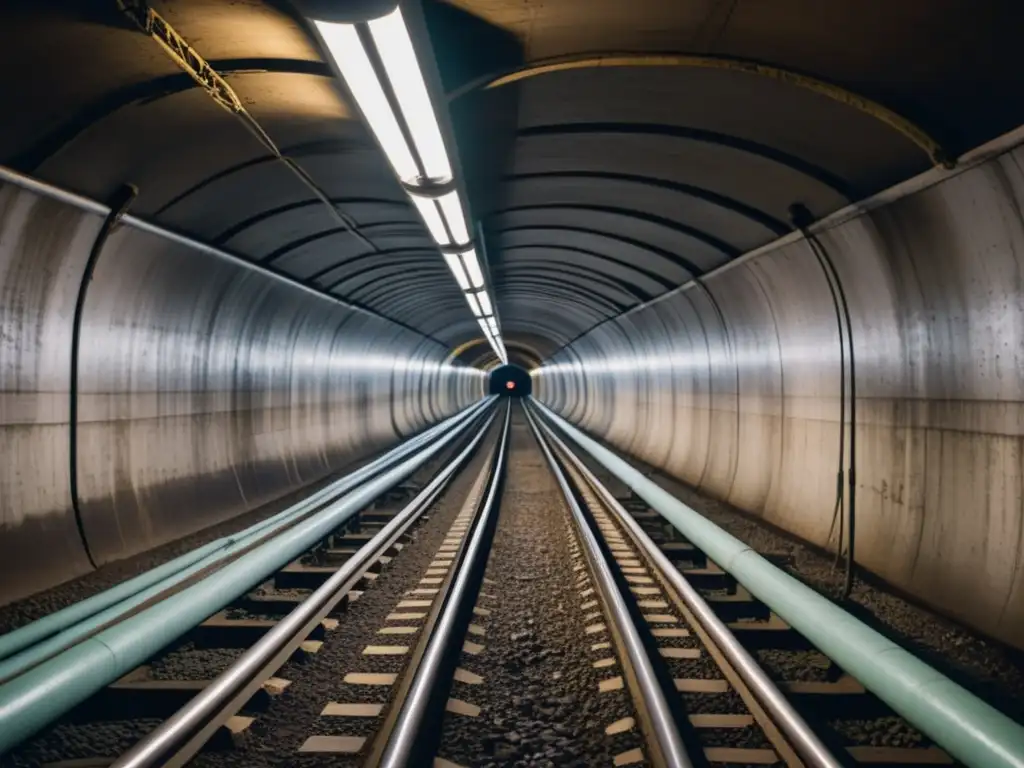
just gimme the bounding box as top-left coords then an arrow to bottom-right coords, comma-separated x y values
4,0 -> 1023,363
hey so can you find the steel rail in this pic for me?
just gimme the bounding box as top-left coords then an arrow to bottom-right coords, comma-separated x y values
0,398 -> 494,680
378,402 -> 512,768
530,398 -> 1024,768
530,403 -> 842,768
0,399 -> 495,754
523,403 -> 694,768
111,408 -> 499,768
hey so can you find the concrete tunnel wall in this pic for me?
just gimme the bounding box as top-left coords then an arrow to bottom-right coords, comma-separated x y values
0,178 -> 484,606
533,138 -> 1024,650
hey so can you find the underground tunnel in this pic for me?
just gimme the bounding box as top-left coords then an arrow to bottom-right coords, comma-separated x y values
0,0 -> 1023,765
488,364 -> 532,396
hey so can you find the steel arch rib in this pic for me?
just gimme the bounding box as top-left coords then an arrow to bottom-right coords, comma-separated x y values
494,225 -> 699,280
492,278 -> 628,314
490,203 -> 740,258
502,170 -> 790,236
496,244 -> 669,293
448,52 -> 951,167
495,261 -> 650,302
517,122 -> 853,197
307,249 -> 439,284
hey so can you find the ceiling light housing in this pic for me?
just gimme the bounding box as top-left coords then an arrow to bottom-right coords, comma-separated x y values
314,6 -> 507,365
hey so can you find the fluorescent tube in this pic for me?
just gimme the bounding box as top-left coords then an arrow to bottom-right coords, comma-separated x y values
443,252 -> 470,290
460,248 -> 484,289
408,194 -> 449,245
315,20 -> 418,182
475,290 -> 492,316
368,7 -> 452,181
436,190 -> 469,244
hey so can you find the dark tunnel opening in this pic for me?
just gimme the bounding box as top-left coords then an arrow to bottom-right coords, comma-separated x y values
488,364 -> 531,396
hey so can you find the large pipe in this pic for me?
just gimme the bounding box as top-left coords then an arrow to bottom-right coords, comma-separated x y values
531,399 -> 1024,768
531,404 -> 841,768
111,407 -> 499,768
0,398 -> 493,753
0,398 -> 492,677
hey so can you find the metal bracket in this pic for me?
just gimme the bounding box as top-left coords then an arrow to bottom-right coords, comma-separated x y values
117,1 -> 244,115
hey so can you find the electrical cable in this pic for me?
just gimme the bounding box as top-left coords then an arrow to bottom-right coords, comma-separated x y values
69,183 -> 138,570
789,204 -> 857,599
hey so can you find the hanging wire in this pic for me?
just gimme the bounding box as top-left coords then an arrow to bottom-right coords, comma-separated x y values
789,204 -> 857,599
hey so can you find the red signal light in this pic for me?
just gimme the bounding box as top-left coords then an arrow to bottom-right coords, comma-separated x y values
506,381 -> 515,390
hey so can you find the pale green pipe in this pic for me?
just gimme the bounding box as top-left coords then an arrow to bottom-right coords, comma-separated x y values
0,398 -> 490,673
0,399 -> 491,753
532,399 -> 1024,768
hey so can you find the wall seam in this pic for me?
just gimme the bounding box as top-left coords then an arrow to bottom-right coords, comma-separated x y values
69,184 -> 138,569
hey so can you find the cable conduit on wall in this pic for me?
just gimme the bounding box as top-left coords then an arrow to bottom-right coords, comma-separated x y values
68,184 -> 138,570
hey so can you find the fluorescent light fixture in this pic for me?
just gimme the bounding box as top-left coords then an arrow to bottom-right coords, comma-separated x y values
460,248 -> 484,289
316,9 -> 503,357
408,194 -> 449,245
315,20 -> 418,182
474,290 -> 493,316
437,191 -> 469,244
368,7 -> 452,181
443,252 -> 470,290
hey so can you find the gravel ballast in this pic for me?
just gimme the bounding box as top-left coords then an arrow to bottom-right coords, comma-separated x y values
187,419 -> 500,768
638,462 -> 1024,717
569,432 -> 1024,747
436,408 -> 643,768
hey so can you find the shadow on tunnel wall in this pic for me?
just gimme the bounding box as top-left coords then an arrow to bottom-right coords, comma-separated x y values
0,179 -> 481,606
533,139 -> 1024,651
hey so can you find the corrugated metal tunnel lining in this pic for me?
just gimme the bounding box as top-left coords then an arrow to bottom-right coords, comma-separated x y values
0,172 -> 483,604
533,142 -> 1024,649
1,0 -> 1024,657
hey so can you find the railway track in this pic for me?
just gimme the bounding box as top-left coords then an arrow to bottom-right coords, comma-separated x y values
524,402 -> 960,768
2,398 -> 1021,767
0,401 -> 499,767
287,402 -> 509,767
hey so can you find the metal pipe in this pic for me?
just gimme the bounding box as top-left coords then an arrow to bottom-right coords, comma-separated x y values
531,406 -> 841,768
379,403 -> 511,768
0,398 -> 492,674
0,165 -> 108,215
111,408 -> 498,767
0,399 -> 493,754
531,398 -> 1024,768
523,404 -> 693,768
